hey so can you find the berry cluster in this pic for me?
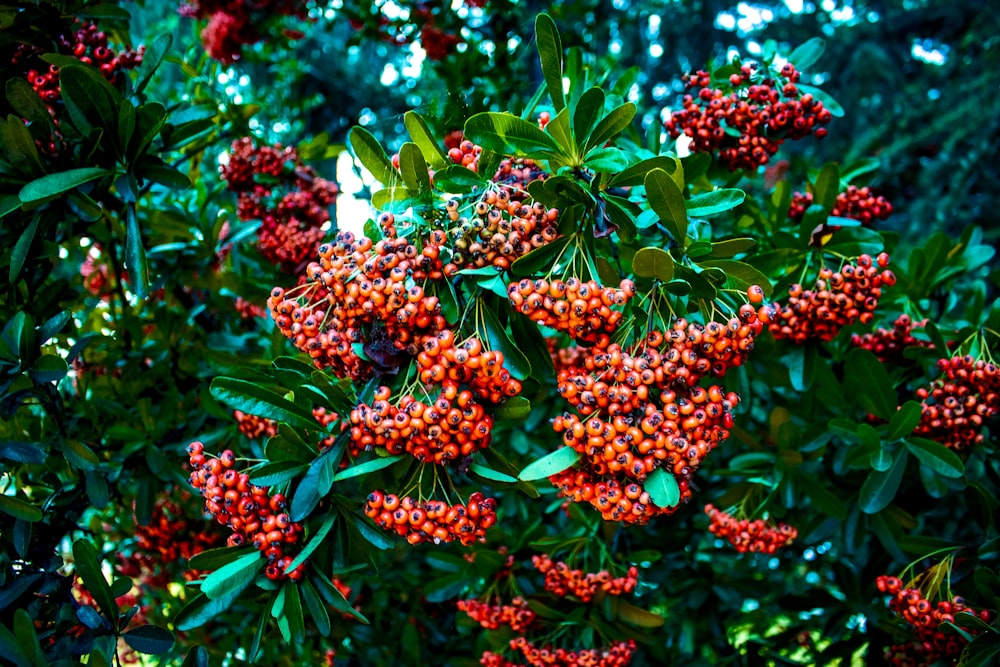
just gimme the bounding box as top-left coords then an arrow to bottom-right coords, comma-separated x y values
267,221 -> 448,381
704,504 -> 798,553
234,409 -> 279,440
116,492 -> 225,589
363,490 -> 497,545
550,303 -> 765,524
81,251 -> 110,298
912,355 -> 1000,451
877,575 -> 993,667
664,63 -> 832,171
186,442 -> 306,580
457,596 -> 536,632
445,134 -> 550,194
415,330 -> 523,403
235,296 -> 267,320
508,279 -> 636,343
850,314 -> 933,364
445,190 -> 559,272
220,137 -> 338,271
180,0 -> 309,63
768,253 -> 895,344
486,638 -> 636,667
531,555 -> 638,602
788,186 -> 894,226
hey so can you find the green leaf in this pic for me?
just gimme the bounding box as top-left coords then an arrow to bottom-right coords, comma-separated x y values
284,513 -> 335,576
464,112 -> 563,158
311,569 -> 368,623
510,235 -> 571,277
290,450 -> 336,521
210,377 -> 321,432
493,396 -> 531,421
134,34 -> 171,95
645,168 -> 687,246
300,577 -> 331,636
957,633 -> 1000,667
0,115 -> 44,178
432,165 -> 486,193
124,203 -> 149,299
859,449 -> 908,514
5,78 -> 51,128
187,545 -> 256,571
398,142 -> 431,194
0,619 -> 30,667
905,437 -> 965,479
686,189 -> 745,218
813,162 -> 841,212
478,303 -> 532,380
644,467 -> 681,508
117,103 -> 135,156
610,598 -> 665,628
583,146 -> 630,172
28,354 -> 67,384
607,155 -> 677,188
332,455 -> 404,482
122,626 -> 174,655
175,591 -> 243,631
844,348 -> 896,420
632,247 -> 674,282
129,102 -> 167,158
60,65 -> 117,136
799,474 -> 848,519
787,37 -> 826,71
201,552 -> 263,600
0,494 -> 42,522
583,103 -> 637,154
403,111 -> 447,168
698,259 -> 772,297
348,126 -> 400,186
72,539 -> 118,620
886,401 -> 922,441
248,460 -> 308,487
572,87 -> 605,147
282,581 -> 305,644
9,217 -> 38,283
468,463 -> 518,485
19,168 -> 111,205
518,447 -> 581,481
535,14 -> 565,112
180,646 -> 209,667
708,237 -> 756,258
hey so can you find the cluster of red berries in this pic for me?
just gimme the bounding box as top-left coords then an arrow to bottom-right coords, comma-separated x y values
116,492 -> 225,589
877,575 -> 993,666
180,0 -> 308,63
234,409 -> 279,439
664,63 -> 832,171
768,253 -> 895,343
549,303 -> 765,524
363,490 -> 497,545
220,137 -> 338,271
457,596 -> 536,632
912,355 -> 1000,451
531,555 -> 638,602
445,133 -> 549,194
235,296 -> 267,320
186,442 -> 306,580
788,186 -> 894,226
508,279 -> 636,343
421,23 -> 463,60
850,314 -> 933,364
704,504 -> 798,553
446,189 -> 559,271
268,219 -> 448,381
480,638 -> 637,667
415,329 -> 523,403
81,251 -> 110,298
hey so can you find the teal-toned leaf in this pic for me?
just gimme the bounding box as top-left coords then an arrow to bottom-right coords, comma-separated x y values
787,37 -> 826,71
332,455 -> 404,482
19,168 -> 110,205
129,102 -> 167,158
632,247 -> 674,282
210,377 -> 321,432
290,451 -> 336,521
645,467 -> 681,508
813,162 -> 841,212
905,437 -> 964,479
187,545 -> 256,572
708,238 -> 755,258
134,34 -> 171,95
886,401 -> 922,441
686,189 -> 745,218
859,449 -> 908,514
464,112 -> 563,158
175,591 -> 242,631
283,513 -> 335,575
535,14 -> 565,112
518,447 -> 581,481
124,203 -> 149,299
248,460 -> 308,487
468,463 -> 518,485
0,494 -> 42,522
645,168 -> 687,246
180,646 -> 209,667
201,552 -> 263,600
122,626 -> 174,655
348,126 -> 400,186
9,217 -> 38,283
282,581 -> 305,644
796,84 -> 844,117
72,539 -> 118,620
5,78 -> 51,128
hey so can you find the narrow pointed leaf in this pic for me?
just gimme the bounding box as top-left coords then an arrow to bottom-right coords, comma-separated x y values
644,168 -> 687,246
518,447 -> 580,481
535,14 -> 565,111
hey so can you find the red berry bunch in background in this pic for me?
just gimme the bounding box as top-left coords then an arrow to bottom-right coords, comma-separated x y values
80,250 -> 111,298
457,596 -> 536,632
498,637 -> 637,667
508,278 -> 636,343
234,296 -> 267,320
664,62 -> 832,171
788,186 -> 893,226
531,555 -> 638,602
186,442 -> 306,580
768,253 -> 895,343
850,314 -> 933,364
179,0 -> 309,63
877,574 -> 993,667
550,301 -> 765,524
116,491 -> 226,589
704,504 -> 798,553
363,490 -> 497,545
912,354 -> 1000,451
220,137 -> 338,271
234,409 -> 279,439
445,189 -> 559,272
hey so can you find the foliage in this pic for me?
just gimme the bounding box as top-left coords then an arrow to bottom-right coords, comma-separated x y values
1,1 -> 999,666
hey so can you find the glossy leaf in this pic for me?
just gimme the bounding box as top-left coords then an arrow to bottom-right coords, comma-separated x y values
398,142 -> 431,194
632,247 -> 674,281
464,112 -> 563,158
201,552 -> 263,600
708,237 -> 755,258
905,437 -> 965,479
787,37 -> 826,71
210,377 -> 321,432
72,539 -> 118,620
859,449 -> 908,514
886,401 -> 922,441
19,168 -> 111,205
844,348 -> 896,420
583,103 -> 637,153
9,218 -> 38,283
348,126 -> 400,186
572,87 -> 605,147
0,494 -> 41,522
645,467 -> 681,508
518,447 -> 581,481
685,189 -> 745,218
813,162 -> 841,212
645,168 -> 687,246
332,454 -> 404,482
535,14 -> 565,111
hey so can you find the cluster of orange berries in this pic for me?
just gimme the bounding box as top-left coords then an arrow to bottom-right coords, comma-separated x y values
912,355 -> 1000,451
186,442 -> 306,580
481,638 -> 637,667
180,0 -> 309,63
234,409 -> 279,439
550,303 -> 765,524
415,330 -> 523,403
768,253 -> 895,344
363,490 -> 497,545
220,137 -> 338,271
788,186 -> 894,226
457,596 -> 536,633
531,555 -> 638,602
850,314 -> 933,364
508,279 -> 635,343
445,132 -> 549,193
116,492 -> 225,589
446,190 -> 559,271
268,220 -> 448,381
704,504 -> 798,553
877,575 -> 993,666
664,63 -> 832,171
235,296 -> 267,320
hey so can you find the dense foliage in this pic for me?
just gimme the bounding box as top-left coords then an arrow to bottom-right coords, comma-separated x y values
1,1 -> 999,666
